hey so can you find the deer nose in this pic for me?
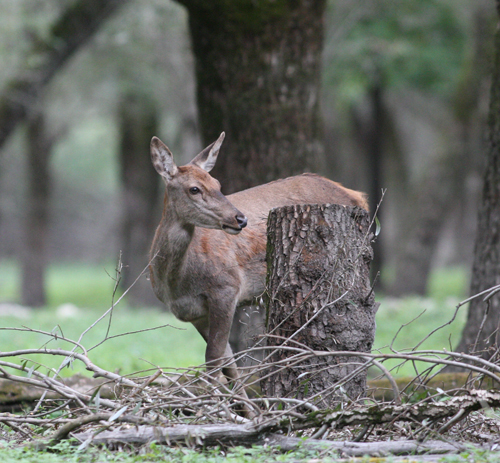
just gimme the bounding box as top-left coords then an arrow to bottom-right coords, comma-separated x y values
236,215 -> 248,229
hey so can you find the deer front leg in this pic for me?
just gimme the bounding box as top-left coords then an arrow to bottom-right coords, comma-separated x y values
193,299 -> 238,383
191,320 -> 233,383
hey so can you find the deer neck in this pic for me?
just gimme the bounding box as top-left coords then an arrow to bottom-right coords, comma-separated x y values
151,202 -> 196,290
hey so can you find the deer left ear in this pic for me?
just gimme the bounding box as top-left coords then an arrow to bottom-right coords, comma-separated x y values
151,136 -> 178,181
190,132 -> 225,173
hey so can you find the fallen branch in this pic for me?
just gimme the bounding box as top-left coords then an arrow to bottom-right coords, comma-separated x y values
267,435 -> 475,457
74,423 -> 482,458
0,375 -> 117,408
290,389 -> 500,431
68,389 -> 500,451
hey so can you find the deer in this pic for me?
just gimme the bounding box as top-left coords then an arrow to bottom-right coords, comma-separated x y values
149,132 -> 368,391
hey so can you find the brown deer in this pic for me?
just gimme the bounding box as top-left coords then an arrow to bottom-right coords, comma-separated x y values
149,132 -> 368,385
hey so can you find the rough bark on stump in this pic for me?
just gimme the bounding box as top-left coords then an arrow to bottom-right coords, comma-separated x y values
261,204 -> 377,405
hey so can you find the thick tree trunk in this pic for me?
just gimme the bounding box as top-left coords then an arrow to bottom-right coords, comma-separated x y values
20,112 -> 53,307
178,0 -> 328,357
261,204 -> 377,405
454,3 -> 500,360
118,92 -> 160,305
178,0 -> 326,193
0,0 -> 127,151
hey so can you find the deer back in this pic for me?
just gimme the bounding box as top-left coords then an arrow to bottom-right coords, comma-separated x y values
170,173 -> 368,306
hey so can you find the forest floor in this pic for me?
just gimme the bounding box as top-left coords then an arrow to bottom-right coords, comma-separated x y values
1,262 -> 498,462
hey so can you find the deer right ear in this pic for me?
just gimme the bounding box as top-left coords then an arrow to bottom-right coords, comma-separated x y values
190,132 -> 225,172
151,136 -> 178,181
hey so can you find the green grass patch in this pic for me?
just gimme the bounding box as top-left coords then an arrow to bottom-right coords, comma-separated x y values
0,261 -> 470,379
0,259 -> 19,302
44,262 -> 120,309
427,265 -> 469,300
373,266 -> 468,377
0,260 -> 205,376
372,295 -> 467,377
0,259 -> 118,309
0,305 -> 206,377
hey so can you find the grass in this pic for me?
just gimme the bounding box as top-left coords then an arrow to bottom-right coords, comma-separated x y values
1,440 -> 498,463
0,440 -> 345,463
0,260 -> 470,377
0,259 -> 206,377
372,266 -> 469,376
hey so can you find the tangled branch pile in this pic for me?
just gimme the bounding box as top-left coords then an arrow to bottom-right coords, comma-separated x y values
0,337 -> 499,458
0,285 -> 500,459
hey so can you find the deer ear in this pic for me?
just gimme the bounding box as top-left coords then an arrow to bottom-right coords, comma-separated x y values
190,132 -> 225,173
151,136 -> 178,181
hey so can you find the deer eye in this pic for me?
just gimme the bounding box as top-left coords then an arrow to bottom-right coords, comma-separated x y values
189,186 -> 201,195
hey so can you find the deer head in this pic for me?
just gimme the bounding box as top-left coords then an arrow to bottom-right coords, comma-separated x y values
150,132 -> 248,234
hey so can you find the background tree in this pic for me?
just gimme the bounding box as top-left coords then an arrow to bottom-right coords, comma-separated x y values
20,110 -> 54,307
0,0 -> 127,150
322,0 -> 491,291
118,91 -> 160,304
176,0 -> 327,193
0,1 -> 195,306
454,0 -> 500,361
388,1 -> 493,296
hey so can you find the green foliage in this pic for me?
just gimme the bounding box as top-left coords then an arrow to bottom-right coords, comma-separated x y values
324,0 -> 467,108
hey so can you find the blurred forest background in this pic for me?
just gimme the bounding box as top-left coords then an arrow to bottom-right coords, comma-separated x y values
0,0 -> 495,311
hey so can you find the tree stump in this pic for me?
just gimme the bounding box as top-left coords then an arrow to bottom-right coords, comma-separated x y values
261,204 -> 378,406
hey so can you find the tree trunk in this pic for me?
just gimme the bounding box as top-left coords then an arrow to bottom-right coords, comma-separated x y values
0,0 -> 127,151
20,112 -> 53,307
389,152 -> 455,296
351,81 -> 386,281
118,91 -> 160,305
454,2 -> 500,360
177,0 -> 326,193
229,304 -> 265,367
261,204 -> 377,405
366,84 -> 384,279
